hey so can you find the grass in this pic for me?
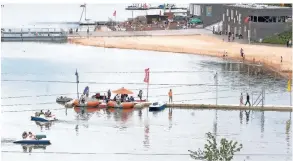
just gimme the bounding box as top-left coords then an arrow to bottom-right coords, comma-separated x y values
262,30 -> 292,45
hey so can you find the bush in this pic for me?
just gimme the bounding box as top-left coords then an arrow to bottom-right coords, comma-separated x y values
189,132 -> 243,161
262,30 -> 292,45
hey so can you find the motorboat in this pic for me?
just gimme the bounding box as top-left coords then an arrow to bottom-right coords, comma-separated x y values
14,139 -> 51,145
31,115 -> 57,122
149,102 -> 166,111
14,135 -> 51,145
56,96 -> 73,104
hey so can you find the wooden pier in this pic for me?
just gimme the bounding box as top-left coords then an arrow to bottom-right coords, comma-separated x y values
1,28 -> 68,42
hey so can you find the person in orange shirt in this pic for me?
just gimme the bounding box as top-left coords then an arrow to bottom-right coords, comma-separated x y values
168,89 -> 173,103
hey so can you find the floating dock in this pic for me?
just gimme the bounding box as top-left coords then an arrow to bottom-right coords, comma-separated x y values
139,103 -> 292,112
1,28 -> 68,42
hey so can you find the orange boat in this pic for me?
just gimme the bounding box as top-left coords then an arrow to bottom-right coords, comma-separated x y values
73,99 -> 100,107
107,101 -> 134,109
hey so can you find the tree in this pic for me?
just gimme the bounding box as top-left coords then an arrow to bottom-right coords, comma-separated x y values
188,132 -> 243,161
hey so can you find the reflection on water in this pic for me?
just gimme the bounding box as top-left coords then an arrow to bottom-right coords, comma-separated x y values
22,145 -> 49,153
143,120 -> 150,149
168,108 -> 173,130
35,121 -> 53,131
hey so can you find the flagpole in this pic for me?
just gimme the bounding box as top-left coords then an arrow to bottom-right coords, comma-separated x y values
147,82 -> 149,102
75,69 -> 79,99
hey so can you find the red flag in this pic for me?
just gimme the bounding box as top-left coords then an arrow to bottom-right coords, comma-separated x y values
143,3 -> 147,8
144,68 -> 150,83
113,10 -> 116,17
244,16 -> 250,23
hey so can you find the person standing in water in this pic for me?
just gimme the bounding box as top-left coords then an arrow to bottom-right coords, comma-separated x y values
168,89 -> 173,103
245,93 -> 251,106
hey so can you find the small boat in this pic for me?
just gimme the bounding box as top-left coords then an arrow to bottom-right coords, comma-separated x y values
31,115 -> 57,122
14,140 -> 51,145
56,96 -> 73,104
149,102 -> 166,111
14,135 -> 51,145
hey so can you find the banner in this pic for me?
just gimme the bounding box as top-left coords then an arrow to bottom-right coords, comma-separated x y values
288,79 -> 291,92
83,86 -> 89,95
144,68 -> 150,83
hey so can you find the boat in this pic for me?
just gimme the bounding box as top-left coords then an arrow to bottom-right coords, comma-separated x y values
107,101 -> 134,109
14,139 -> 51,145
31,115 -> 57,122
73,98 -> 100,107
149,102 -> 166,111
14,135 -> 51,145
56,96 -> 73,104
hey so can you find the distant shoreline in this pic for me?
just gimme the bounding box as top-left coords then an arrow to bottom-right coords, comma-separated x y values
69,34 -> 292,79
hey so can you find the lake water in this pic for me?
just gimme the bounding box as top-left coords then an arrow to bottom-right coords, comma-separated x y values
1,42 -> 292,161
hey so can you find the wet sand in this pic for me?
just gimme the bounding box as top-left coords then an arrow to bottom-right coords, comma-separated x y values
69,35 -> 292,79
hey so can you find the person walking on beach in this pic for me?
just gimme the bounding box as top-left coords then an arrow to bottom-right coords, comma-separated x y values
240,48 -> 244,58
245,93 -> 251,106
240,93 -> 243,106
168,89 -> 173,103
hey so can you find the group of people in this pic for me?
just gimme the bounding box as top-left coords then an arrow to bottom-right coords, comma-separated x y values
240,93 -> 251,106
22,131 -> 35,139
35,110 -> 52,117
113,94 -> 135,103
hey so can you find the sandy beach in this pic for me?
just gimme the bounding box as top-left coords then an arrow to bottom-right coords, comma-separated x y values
69,34 -> 292,79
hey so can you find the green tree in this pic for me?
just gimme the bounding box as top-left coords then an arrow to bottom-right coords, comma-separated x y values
188,132 -> 243,161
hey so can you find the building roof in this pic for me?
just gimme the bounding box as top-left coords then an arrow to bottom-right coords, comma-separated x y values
227,4 -> 291,9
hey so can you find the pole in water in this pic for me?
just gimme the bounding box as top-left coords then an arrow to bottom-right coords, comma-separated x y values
214,72 -> 218,105
75,69 -> 80,99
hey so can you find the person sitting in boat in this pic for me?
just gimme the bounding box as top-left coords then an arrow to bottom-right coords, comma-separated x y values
39,110 -> 44,116
45,110 -> 51,117
28,132 -> 35,139
22,131 -> 28,139
130,96 -> 135,102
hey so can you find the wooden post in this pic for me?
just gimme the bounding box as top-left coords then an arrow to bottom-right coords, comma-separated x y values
214,72 -> 218,105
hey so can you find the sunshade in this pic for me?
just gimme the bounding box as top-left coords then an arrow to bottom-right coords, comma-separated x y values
189,18 -> 202,24
112,87 -> 133,94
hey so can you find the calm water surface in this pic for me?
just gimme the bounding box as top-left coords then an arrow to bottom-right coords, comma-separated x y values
1,42 -> 292,161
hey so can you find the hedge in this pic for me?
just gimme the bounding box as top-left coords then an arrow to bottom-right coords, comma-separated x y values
262,30 -> 292,45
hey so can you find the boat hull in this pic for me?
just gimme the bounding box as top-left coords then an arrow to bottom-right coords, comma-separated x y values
107,101 -> 134,109
13,140 -> 51,145
149,104 -> 166,111
31,116 -> 56,122
73,99 -> 100,107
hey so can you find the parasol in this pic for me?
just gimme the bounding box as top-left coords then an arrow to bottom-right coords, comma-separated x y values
112,87 -> 133,94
